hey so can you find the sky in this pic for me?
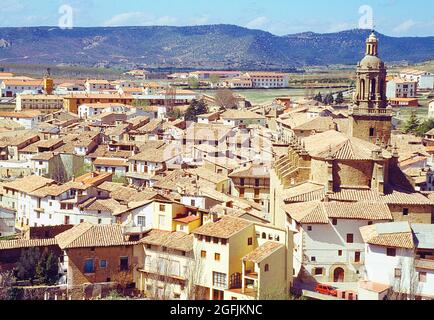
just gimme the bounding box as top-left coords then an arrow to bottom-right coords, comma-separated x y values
1,0 -> 433,37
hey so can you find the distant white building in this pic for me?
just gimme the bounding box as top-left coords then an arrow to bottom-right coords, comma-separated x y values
78,103 -> 133,119
0,79 -> 43,97
220,109 -> 266,127
400,70 -> 434,90
386,77 -> 417,99
85,79 -> 115,93
0,110 -> 42,130
244,72 -> 289,88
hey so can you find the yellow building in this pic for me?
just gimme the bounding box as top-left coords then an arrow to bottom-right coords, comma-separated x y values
191,216 -> 290,300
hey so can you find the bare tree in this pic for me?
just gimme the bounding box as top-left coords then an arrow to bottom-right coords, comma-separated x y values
387,250 -> 421,300
0,271 -> 16,300
215,89 -> 238,110
184,247 -> 206,300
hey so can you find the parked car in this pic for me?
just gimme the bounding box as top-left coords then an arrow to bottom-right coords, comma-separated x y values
315,284 -> 338,297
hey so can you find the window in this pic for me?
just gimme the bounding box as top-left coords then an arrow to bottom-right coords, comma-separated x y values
307,226 -> 312,231
395,268 -> 402,279
98,219 -> 102,225
387,248 -> 396,257
338,250 -> 343,256
314,268 -> 323,275
355,251 -> 361,263
213,238 -> 219,244
191,199 -> 196,207
311,256 -> 316,262
262,232 -> 266,239
419,272 -> 427,283
332,218 -> 337,226
100,260 -> 107,268
221,239 -> 227,245
84,259 -> 94,273
201,251 -> 207,259
369,128 -> 375,137
159,204 -> 166,212
240,178 -> 245,186
403,208 -> 409,216
213,272 -> 227,288
368,221 -> 373,225
346,234 -> 354,243
137,216 -> 146,226
248,237 -> 253,246
120,257 -> 129,271
215,253 -> 221,261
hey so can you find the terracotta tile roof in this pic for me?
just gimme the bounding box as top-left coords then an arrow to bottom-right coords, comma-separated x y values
173,215 -> 201,224
94,158 -> 128,167
78,197 -> 126,214
2,79 -> 43,86
283,182 -> 325,202
360,222 -> 414,249
130,144 -> 180,163
242,241 -> 284,263
221,109 -> 266,120
192,215 -> 253,239
0,238 -> 57,250
358,280 -> 391,293
140,229 -> 193,252
3,175 -> 54,193
74,172 -> 112,186
31,152 -> 57,161
229,164 -> 270,178
55,223 -> 135,249
187,167 -> 228,184
303,130 -> 391,160
286,201 -> 392,224
0,110 -> 42,118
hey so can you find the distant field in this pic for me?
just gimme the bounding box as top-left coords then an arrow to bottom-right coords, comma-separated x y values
202,88 -> 339,105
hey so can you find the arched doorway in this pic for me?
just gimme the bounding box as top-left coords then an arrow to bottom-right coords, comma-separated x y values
333,267 -> 345,282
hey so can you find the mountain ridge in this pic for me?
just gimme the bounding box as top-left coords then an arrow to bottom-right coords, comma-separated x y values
0,25 -> 432,70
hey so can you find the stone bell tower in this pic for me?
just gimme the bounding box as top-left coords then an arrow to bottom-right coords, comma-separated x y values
349,31 -> 392,144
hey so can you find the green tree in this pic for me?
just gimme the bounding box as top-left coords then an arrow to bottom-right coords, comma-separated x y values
15,248 -> 40,284
313,92 -> 323,103
75,163 -> 93,177
166,107 -> 184,120
185,99 -> 208,122
416,118 -> 434,136
209,74 -> 221,87
323,93 -> 334,105
15,248 -> 59,285
188,77 -> 200,89
335,91 -> 344,104
404,111 -> 421,134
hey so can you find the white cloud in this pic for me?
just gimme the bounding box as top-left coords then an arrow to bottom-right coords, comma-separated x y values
393,19 -> 417,33
104,12 -> 178,27
245,16 -> 269,30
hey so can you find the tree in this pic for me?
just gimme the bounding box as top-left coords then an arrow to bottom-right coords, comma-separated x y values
416,118 -> 434,136
313,92 -> 323,103
215,89 -> 238,109
184,99 -> 208,122
0,271 -> 17,300
323,93 -> 334,105
403,111 -> 420,134
188,77 -> 200,89
15,248 -> 59,286
335,91 -> 344,104
209,74 -> 221,87
166,107 -> 184,120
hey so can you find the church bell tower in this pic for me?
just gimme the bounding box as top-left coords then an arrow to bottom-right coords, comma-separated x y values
349,31 -> 392,144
